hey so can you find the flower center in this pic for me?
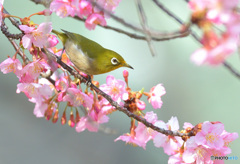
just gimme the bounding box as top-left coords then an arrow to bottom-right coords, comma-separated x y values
32,31 -> 43,41
196,147 -> 207,159
60,6 -> 68,17
206,133 -> 216,143
111,86 -> 119,95
25,84 -> 37,95
75,94 -> 84,106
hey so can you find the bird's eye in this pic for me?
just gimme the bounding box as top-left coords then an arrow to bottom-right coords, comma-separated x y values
111,57 -> 119,65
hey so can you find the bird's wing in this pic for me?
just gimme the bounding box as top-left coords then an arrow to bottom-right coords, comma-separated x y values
61,29 -> 104,58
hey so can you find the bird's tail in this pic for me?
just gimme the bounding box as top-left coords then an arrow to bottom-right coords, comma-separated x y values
52,29 -> 67,45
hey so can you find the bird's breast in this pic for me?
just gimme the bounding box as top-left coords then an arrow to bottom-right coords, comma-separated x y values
64,40 -> 97,75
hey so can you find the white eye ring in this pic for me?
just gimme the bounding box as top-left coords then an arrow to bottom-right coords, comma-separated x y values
111,57 -> 119,65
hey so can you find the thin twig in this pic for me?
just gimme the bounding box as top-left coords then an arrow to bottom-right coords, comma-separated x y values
1,22 -> 27,61
152,0 -> 201,43
30,0 -> 52,7
153,0 -> 184,24
2,9 -> 23,40
90,0 -> 144,34
4,8 -> 21,29
135,0 -> 156,56
91,0 -> 190,39
74,16 -> 189,41
223,62 -> 240,79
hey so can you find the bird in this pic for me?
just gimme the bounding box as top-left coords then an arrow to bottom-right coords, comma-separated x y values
51,29 -> 133,75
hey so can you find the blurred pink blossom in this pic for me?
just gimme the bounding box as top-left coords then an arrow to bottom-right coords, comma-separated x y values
189,0 -> 238,24
77,0 -> 92,17
191,36 -> 238,65
85,13 -> 107,30
50,0 -> 77,18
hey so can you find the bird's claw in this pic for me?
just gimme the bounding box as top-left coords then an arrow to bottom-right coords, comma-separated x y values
85,75 -> 92,87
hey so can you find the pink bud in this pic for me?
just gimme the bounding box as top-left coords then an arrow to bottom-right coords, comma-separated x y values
42,9 -> 52,16
46,35 -> 59,48
123,70 -> 129,78
136,99 -> 146,111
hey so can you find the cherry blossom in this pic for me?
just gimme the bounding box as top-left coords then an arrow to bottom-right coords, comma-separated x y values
0,57 -> 22,75
153,117 -> 183,155
75,110 -> 109,132
19,22 -> 52,50
134,112 -> 159,149
195,121 -> 224,149
77,0 -> 92,17
115,133 -> 146,148
85,13 -> 107,30
63,87 -> 93,109
50,0 -> 77,18
147,84 -> 166,109
100,75 -> 128,103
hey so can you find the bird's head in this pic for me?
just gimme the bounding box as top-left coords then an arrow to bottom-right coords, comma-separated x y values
97,49 -> 133,74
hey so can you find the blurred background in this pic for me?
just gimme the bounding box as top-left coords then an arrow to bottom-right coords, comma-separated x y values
0,0 -> 239,163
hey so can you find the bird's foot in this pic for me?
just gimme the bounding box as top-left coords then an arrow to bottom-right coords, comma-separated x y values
85,75 -> 92,87
57,47 -> 65,62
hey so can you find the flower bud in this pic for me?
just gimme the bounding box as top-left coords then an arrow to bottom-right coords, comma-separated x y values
123,70 -> 129,78
52,109 -> 59,123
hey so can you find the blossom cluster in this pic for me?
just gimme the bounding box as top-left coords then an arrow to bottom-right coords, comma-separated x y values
0,53 -> 238,164
50,0 -> 121,30
0,53 -> 166,131
115,112 -> 238,163
115,112 -> 238,164
189,0 -> 240,65
168,121 -> 238,163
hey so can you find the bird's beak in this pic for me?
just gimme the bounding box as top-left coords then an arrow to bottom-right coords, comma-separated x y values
123,62 -> 134,69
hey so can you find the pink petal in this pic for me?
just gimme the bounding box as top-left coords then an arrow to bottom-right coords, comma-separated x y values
22,35 -> 33,50
153,133 -> 166,147
19,25 -> 34,33
38,22 -> 52,34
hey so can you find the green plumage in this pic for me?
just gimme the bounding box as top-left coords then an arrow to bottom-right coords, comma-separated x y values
52,29 -> 133,75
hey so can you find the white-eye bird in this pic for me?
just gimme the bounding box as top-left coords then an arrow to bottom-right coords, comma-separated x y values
52,29 -> 133,75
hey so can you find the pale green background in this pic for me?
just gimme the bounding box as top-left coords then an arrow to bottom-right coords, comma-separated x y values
0,0 -> 239,164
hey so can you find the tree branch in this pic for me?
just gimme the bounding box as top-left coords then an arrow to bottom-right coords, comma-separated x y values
42,48 -> 195,137
30,0 -> 190,42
